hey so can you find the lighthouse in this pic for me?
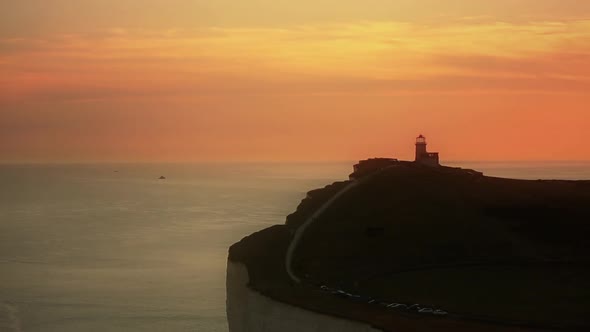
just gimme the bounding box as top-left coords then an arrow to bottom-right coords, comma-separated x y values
415,135 -> 440,167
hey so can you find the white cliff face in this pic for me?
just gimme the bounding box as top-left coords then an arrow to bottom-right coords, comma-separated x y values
226,261 -> 382,332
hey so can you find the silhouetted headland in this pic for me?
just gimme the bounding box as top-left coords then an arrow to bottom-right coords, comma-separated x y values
227,137 -> 590,332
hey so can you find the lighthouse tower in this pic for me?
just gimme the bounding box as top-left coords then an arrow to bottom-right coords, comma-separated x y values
415,135 -> 428,160
415,135 -> 440,166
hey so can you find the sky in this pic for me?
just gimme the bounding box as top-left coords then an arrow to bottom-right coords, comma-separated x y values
1,0 -> 589,162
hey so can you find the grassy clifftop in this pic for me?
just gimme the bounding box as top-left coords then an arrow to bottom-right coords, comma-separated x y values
229,162 -> 590,331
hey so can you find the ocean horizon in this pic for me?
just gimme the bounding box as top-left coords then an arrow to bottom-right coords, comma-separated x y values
1,161 -> 589,332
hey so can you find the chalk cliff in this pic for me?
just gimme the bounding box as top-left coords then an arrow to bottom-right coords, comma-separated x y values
226,261 -> 381,332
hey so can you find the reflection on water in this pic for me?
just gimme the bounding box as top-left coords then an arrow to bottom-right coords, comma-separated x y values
0,161 -> 588,331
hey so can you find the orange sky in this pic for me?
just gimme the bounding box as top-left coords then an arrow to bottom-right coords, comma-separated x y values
1,0 -> 589,162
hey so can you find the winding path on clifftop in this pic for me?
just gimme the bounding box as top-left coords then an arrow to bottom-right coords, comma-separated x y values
285,165 -> 397,284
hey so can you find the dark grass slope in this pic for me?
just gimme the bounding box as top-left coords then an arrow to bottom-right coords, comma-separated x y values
229,162 -> 590,331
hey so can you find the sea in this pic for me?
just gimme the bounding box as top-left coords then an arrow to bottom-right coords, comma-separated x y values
0,161 -> 589,332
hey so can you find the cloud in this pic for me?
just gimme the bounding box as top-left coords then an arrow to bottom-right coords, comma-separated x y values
1,19 -> 589,103
434,53 -> 590,81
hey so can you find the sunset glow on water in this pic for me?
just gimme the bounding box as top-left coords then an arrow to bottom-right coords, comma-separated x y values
1,162 -> 589,331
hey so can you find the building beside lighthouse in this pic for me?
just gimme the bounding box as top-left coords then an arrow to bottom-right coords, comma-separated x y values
415,135 -> 440,166
349,135 -> 440,179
